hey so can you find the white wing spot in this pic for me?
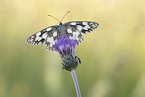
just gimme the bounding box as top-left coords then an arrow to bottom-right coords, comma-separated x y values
73,31 -> 80,36
67,29 -> 72,33
70,22 -> 76,25
92,24 -> 96,27
38,42 -> 42,45
47,37 -> 55,47
47,37 -> 54,42
85,31 -> 89,34
46,28 -> 52,31
83,27 -> 88,30
38,37 -> 42,41
36,32 -> 41,37
73,31 -> 80,41
53,32 -> 57,37
30,39 -> 33,42
82,22 -> 88,25
31,36 -> 35,38
35,37 -> 42,41
77,25 -> 83,31
85,25 -> 91,29
49,41 -> 55,47
42,33 -> 47,39
49,43 -> 52,47
69,36 -> 73,40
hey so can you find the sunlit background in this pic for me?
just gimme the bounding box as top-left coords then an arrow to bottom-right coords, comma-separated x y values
0,0 -> 145,97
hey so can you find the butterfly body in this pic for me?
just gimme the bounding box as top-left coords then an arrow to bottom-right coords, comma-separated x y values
58,22 -> 67,35
27,21 -> 99,51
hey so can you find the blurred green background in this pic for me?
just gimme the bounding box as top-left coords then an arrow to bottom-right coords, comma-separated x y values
0,0 -> 145,97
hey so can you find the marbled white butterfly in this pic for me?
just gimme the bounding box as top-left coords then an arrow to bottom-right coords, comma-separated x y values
27,11 -> 99,51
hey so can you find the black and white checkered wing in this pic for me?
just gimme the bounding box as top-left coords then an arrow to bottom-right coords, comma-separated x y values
63,24 -> 84,45
64,21 -> 99,34
27,25 -> 60,51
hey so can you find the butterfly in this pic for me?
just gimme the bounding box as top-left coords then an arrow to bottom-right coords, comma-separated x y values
27,11 -> 99,51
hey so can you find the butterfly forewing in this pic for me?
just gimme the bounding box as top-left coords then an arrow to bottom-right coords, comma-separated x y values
27,31 -> 46,45
27,25 -> 60,51
44,26 -> 61,51
64,21 -> 99,34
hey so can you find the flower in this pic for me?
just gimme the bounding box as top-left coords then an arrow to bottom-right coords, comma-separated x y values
53,36 -> 81,71
53,36 -> 77,58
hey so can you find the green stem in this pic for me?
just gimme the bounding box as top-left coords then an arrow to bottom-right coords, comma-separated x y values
71,70 -> 81,97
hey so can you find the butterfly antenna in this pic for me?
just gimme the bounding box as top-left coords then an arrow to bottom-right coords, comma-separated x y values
60,11 -> 71,22
48,15 -> 61,23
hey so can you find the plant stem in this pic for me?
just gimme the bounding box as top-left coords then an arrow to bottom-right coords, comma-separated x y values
71,70 -> 81,97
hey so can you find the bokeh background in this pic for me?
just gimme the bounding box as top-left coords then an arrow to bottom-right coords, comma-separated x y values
0,0 -> 145,97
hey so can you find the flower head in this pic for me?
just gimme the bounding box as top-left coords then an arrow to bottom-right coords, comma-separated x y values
53,36 -> 81,71
53,36 -> 77,58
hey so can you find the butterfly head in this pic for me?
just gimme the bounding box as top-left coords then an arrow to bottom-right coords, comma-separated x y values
59,22 -> 63,26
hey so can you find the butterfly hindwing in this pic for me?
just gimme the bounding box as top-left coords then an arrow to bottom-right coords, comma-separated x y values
64,21 -> 99,34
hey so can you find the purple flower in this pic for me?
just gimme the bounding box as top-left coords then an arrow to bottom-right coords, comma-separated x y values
53,36 -> 81,71
53,36 -> 77,58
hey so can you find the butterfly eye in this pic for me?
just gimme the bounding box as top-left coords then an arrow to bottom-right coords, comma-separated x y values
59,22 -> 63,26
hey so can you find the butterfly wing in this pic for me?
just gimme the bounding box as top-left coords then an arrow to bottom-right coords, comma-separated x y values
63,21 -> 99,45
64,21 -> 99,34
63,24 -> 84,45
27,25 -> 60,51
